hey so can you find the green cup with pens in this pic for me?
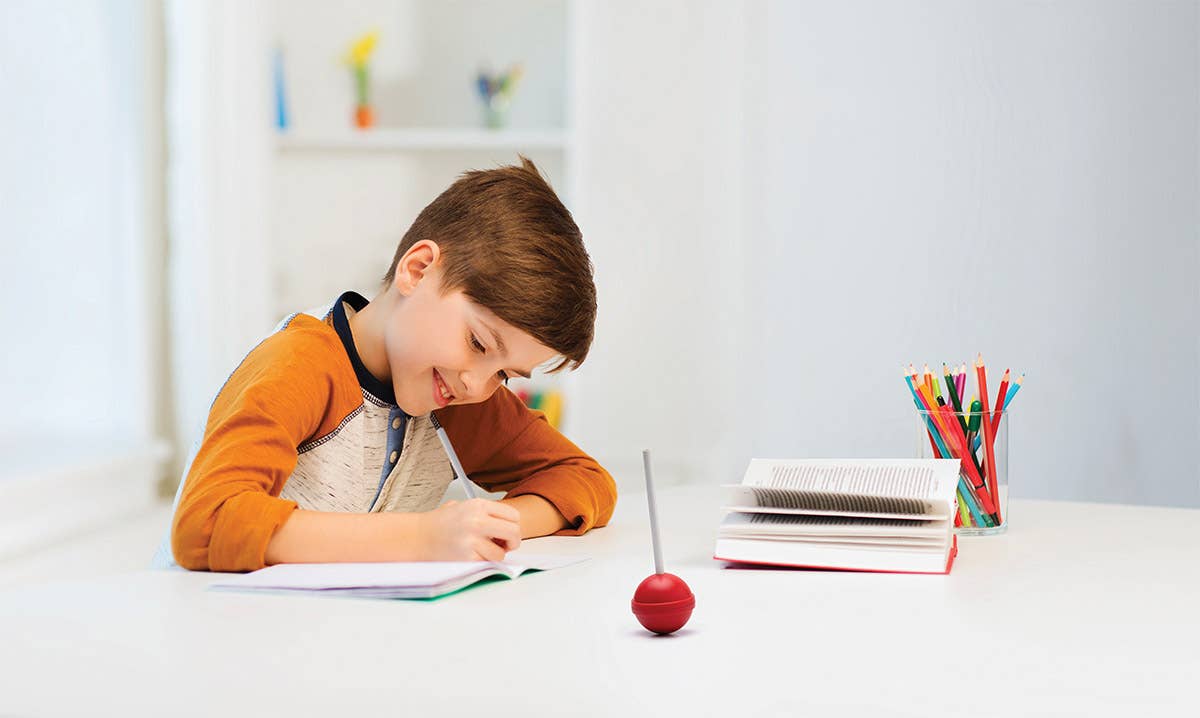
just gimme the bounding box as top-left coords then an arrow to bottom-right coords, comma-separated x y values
904,355 -> 1024,535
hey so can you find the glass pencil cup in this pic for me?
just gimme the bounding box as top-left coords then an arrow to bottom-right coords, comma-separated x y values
916,408 -> 1009,536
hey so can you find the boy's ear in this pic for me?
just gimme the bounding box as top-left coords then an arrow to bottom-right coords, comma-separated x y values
391,240 -> 441,296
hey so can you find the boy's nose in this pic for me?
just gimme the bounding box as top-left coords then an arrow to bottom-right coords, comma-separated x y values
457,370 -> 500,400
455,371 -> 482,399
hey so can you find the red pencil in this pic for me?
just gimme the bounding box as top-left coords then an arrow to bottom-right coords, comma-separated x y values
936,399 -> 997,515
917,382 -> 996,513
975,354 -> 1002,523
991,368 -> 1010,435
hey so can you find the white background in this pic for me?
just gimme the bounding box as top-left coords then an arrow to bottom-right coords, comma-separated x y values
572,0 -> 1199,507
2,0 -> 1197,522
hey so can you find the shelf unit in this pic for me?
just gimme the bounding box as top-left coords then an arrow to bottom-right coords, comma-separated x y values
266,0 -> 580,430
276,128 -> 573,152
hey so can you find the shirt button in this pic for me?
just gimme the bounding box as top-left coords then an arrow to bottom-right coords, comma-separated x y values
389,450 -> 399,464
392,418 -> 402,430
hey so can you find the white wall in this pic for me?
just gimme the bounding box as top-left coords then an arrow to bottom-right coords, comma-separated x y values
155,0 -> 1200,510
164,0 -> 276,459
571,1 -> 748,490
572,0 -> 1199,508
0,0 -> 162,462
739,0 -> 1198,507
0,0 -> 168,554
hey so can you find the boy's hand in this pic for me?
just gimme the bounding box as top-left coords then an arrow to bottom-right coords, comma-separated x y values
418,499 -> 521,561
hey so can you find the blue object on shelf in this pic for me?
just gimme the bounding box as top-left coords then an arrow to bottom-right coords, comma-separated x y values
273,48 -> 289,131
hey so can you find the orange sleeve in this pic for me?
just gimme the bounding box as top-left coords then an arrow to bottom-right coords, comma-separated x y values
435,387 -> 617,535
171,319 -> 358,572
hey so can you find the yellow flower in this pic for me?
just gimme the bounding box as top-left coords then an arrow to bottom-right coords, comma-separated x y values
346,31 -> 378,67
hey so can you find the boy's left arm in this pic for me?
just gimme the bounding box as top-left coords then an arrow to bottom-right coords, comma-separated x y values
435,387 -> 617,538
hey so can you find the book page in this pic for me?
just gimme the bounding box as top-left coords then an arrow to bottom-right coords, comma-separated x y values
724,485 -> 936,517
744,458 -> 958,498
725,459 -> 959,517
717,513 -> 947,552
718,511 -> 948,539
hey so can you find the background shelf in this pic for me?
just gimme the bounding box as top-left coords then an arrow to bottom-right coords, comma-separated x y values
276,128 -> 571,152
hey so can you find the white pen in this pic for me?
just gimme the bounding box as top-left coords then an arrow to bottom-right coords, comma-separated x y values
428,413 -> 478,499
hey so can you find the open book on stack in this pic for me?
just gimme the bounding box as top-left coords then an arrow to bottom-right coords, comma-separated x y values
714,459 -> 960,574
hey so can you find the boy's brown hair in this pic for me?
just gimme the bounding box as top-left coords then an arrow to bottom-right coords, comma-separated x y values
384,156 -> 596,372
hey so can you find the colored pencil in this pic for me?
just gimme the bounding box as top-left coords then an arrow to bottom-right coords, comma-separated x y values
919,383 -> 994,512
1003,374 -> 1023,410
958,478 -> 988,526
904,370 -> 949,459
914,381 -> 955,458
967,398 -> 981,456
943,363 -> 968,434
991,369 -> 1010,435
935,398 -> 997,516
960,476 -> 992,527
975,354 -> 1001,523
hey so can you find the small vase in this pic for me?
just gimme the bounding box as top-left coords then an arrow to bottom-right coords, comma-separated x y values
355,105 -> 374,129
483,94 -> 510,129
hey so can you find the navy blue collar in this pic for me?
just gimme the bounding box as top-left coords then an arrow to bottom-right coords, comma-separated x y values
331,291 -> 397,406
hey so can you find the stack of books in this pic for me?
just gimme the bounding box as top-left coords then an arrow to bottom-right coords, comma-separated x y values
714,459 -> 960,574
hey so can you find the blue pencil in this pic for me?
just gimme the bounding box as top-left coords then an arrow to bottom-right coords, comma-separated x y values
904,371 -> 952,458
1002,375 -> 1023,411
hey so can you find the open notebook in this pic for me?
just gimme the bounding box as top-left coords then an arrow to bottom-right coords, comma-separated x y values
714,459 -> 960,574
210,553 -> 586,600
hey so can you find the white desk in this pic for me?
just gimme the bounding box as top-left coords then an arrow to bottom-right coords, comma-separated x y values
1,485 -> 1197,716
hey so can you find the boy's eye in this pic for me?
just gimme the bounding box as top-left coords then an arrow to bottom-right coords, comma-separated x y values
470,335 -> 486,353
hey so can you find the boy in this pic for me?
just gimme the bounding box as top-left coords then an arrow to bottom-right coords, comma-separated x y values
167,157 -> 616,572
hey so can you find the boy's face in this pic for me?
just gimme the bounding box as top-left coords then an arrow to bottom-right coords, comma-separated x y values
383,242 -> 556,416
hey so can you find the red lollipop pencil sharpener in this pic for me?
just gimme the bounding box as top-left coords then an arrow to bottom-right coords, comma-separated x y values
631,450 -> 695,635
632,572 -> 694,635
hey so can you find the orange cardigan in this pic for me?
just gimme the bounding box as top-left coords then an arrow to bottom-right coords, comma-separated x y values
171,302 -> 616,572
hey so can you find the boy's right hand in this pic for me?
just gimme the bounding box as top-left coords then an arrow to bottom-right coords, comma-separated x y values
418,499 -> 521,561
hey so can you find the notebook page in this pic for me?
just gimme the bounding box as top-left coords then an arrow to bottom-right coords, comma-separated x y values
210,553 -> 586,593
500,551 -> 588,575
211,562 -> 501,591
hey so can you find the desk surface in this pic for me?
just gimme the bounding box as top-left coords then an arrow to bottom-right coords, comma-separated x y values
2,485 -> 1197,716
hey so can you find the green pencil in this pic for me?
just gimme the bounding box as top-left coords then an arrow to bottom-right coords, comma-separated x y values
944,363 -> 968,434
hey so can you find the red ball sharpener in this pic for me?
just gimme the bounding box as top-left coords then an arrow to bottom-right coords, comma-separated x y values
631,572 -> 695,635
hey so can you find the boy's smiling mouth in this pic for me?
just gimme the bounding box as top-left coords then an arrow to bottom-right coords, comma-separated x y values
432,369 -> 455,408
